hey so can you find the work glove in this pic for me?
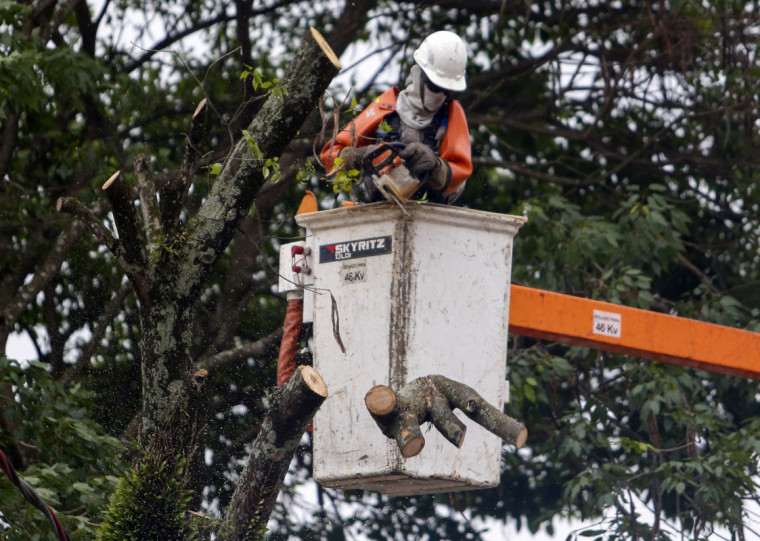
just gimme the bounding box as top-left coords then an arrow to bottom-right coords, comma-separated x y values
400,142 -> 437,178
425,158 -> 451,192
339,144 -> 378,172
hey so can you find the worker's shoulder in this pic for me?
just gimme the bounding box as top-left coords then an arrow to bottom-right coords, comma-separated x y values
448,98 -> 465,114
447,98 -> 467,124
356,87 -> 399,121
368,86 -> 400,110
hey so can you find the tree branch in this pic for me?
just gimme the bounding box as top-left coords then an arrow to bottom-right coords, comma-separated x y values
324,0 -> 378,58
61,280 -> 133,386
161,99 -> 208,230
224,366 -> 327,540
196,329 -> 282,376
73,0 -> 97,56
56,197 -> 118,252
134,154 -> 162,255
234,0 -> 253,66
101,171 -> 147,268
124,13 -> 235,73
0,216 -> 85,343
429,375 -> 528,448
182,27 -> 340,293
0,112 -> 19,179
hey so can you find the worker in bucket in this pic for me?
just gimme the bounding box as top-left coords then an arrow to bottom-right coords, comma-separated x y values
321,30 -> 473,205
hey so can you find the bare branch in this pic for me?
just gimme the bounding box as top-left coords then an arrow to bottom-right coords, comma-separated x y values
56,197 -> 118,252
160,99 -> 208,230
0,216 -> 86,342
323,0 -> 378,58
0,113 -> 19,180
196,329 -> 282,375
124,13 -> 235,73
182,28 -> 340,291
430,375 -> 528,448
102,171 -> 147,267
61,280 -> 133,386
134,155 -> 162,254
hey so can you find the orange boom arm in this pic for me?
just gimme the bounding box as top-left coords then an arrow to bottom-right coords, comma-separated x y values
509,285 -> 760,380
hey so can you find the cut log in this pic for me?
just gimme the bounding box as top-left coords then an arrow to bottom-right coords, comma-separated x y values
365,375 -> 527,458
365,385 -> 398,416
430,375 -> 528,449
428,394 -> 467,449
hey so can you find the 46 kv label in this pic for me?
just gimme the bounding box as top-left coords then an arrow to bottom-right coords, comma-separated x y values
592,309 -> 622,338
341,262 -> 367,284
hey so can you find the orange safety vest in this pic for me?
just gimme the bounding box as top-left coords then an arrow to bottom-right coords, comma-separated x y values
320,87 -> 473,198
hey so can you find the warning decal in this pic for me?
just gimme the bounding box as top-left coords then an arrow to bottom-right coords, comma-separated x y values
319,236 -> 392,263
593,309 -> 622,338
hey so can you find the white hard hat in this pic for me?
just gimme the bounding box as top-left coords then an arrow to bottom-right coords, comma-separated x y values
413,31 -> 468,92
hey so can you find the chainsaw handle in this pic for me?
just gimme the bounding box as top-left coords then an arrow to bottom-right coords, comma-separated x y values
362,142 -> 406,176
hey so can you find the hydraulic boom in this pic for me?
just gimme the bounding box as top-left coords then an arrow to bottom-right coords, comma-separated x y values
509,285 -> 760,380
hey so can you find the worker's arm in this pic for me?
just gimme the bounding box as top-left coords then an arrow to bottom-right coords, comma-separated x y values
437,100 -> 472,197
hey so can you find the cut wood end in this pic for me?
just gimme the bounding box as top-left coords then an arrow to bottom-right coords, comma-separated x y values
193,98 -> 207,119
55,197 -> 64,212
365,385 -> 397,416
102,170 -> 121,190
401,436 -> 425,458
514,427 -> 528,449
457,426 -> 467,448
299,365 -> 328,397
309,27 -> 340,69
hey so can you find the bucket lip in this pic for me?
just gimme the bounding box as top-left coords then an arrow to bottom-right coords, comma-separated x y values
295,202 -> 527,231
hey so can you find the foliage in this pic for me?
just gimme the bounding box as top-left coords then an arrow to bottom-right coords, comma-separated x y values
1,0 -> 760,539
0,356 -> 124,539
328,155 -> 361,195
97,453 -> 193,541
243,129 -> 282,183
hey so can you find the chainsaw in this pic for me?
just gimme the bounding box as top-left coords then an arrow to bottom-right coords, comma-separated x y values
362,143 -> 422,213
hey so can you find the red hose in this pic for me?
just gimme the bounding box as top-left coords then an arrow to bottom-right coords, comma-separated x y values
277,298 -> 304,387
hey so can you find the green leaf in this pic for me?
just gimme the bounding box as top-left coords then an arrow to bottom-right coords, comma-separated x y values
580,529 -> 608,537
523,384 -> 536,403
72,481 -> 95,495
